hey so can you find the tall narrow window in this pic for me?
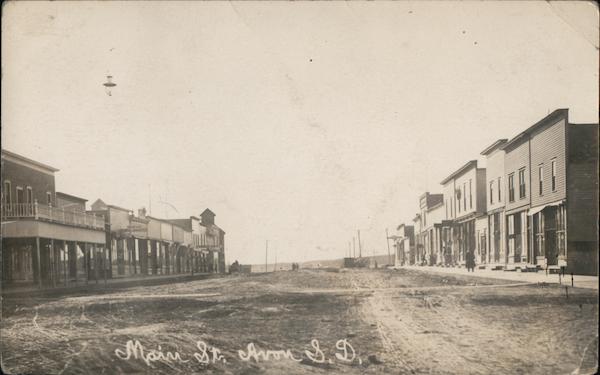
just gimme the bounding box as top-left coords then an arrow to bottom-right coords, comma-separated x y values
46,191 -> 52,205
445,199 -> 448,218
489,181 -> 494,205
508,174 -> 515,202
16,187 -> 24,205
551,159 -> 556,191
26,187 -> 33,204
497,177 -> 501,202
538,164 -> 544,195
518,168 -> 526,199
463,183 -> 467,211
469,179 -> 472,209
3,181 -> 11,205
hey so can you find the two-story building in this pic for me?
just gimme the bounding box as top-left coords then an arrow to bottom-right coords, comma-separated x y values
412,213 -> 424,265
441,161 -> 487,266
504,109 -> 598,274
481,139 -> 508,269
418,193 -> 444,265
200,209 -> 226,273
169,216 -> 211,274
393,223 -> 414,266
1,150 -> 106,288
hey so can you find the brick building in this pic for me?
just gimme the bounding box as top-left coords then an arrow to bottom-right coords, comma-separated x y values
1,150 -> 106,287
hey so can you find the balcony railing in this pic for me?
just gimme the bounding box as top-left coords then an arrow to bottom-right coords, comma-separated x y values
1,202 -> 105,230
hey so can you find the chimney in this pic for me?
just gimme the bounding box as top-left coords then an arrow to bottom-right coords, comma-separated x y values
138,207 -> 147,218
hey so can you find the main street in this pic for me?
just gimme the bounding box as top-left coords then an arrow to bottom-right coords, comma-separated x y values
2,268 -> 597,374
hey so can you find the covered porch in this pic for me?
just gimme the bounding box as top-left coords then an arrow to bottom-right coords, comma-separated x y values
2,219 -> 106,288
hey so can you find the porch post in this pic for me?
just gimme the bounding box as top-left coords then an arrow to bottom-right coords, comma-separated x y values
84,242 -> 89,285
73,241 -> 78,284
103,246 -> 107,285
50,239 -> 56,288
94,244 -> 99,284
36,237 -> 42,289
63,240 -> 68,286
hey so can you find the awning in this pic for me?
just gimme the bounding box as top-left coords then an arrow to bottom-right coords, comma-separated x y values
528,200 -> 564,216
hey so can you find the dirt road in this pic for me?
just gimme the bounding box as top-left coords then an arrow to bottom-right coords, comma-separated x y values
1,268 -> 597,374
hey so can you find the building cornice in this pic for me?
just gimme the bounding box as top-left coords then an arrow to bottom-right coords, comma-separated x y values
440,160 -> 478,185
2,149 -> 59,175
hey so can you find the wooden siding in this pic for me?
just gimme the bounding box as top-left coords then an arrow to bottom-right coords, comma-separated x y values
504,139 -> 530,212
566,124 -> 598,242
475,168 -> 487,214
442,181 -> 457,220
486,148 -> 506,211
2,220 -> 105,243
171,224 -> 184,243
530,118 -> 566,207
452,167 -> 482,220
109,208 -> 131,232
160,222 -> 173,241
56,195 -> 86,212
147,218 -> 161,240
566,124 -> 598,275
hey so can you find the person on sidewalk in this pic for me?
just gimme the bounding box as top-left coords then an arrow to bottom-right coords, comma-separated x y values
466,251 -> 476,272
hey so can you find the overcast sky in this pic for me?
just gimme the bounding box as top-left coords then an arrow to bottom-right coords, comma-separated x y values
2,1 -> 598,265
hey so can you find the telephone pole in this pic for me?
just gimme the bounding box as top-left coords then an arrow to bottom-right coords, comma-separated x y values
353,237 -> 356,258
386,228 -> 391,265
357,230 -> 362,258
265,240 -> 268,273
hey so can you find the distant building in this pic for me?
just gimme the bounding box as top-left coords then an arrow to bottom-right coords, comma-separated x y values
393,223 -> 414,266
418,192 -> 444,265
89,199 -> 148,278
169,216 -> 211,273
412,213 -> 423,265
200,208 -> 226,274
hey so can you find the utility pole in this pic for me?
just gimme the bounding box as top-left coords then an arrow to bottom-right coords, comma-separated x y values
348,241 -> 351,258
386,228 -> 391,265
357,230 -> 362,258
353,237 -> 356,258
265,240 -> 268,273
274,249 -> 277,272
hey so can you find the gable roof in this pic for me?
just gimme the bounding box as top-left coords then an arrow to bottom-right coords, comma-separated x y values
91,198 -> 107,209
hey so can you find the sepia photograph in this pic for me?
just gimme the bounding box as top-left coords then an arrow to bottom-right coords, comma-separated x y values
1,1 -> 598,374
